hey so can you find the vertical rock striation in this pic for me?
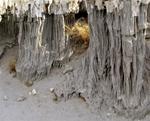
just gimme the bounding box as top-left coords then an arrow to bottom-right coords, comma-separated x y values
55,0 -> 150,119
2,0 -> 150,119
15,0 -> 82,82
16,13 -> 65,82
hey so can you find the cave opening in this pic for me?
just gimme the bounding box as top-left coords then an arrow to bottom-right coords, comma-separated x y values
75,0 -> 88,23
0,5 -> 19,75
0,5 -> 18,40
64,0 -> 89,56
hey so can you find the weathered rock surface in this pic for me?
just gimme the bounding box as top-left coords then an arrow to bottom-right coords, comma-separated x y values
2,0 -> 150,119
54,0 -> 150,119
16,13 -> 65,82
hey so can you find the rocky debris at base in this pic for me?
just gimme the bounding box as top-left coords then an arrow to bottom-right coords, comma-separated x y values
63,65 -> 73,74
29,89 -> 37,96
50,88 -> 55,93
25,80 -> 34,87
16,96 -> 27,102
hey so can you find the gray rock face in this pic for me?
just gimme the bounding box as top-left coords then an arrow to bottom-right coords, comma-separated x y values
2,0 -> 150,119
54,0 -> 150,119
16,14 -> 65,82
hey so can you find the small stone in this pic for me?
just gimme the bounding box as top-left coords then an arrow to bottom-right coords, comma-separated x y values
63,65 -> 73,74
31,89 -> 37,95
25,80 -> 33,87
16,96 -> 26,102
3,96 -> 8,101
29,89 -> 37,96
50,88 -> 54,93
107,113 -> 111,117
78,89 -> 86,94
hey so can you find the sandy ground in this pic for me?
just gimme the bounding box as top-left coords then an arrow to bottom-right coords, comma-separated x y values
0,47 -> 148,121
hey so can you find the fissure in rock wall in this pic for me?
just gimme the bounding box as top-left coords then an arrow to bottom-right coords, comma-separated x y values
0,7 -> 18,59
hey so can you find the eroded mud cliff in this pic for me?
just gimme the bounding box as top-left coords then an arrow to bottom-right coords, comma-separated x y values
1,0 -> 150,119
